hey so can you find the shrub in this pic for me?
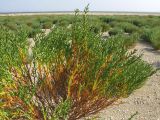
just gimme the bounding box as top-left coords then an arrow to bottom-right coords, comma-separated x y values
90,23 -> 101,33
141,27 -> 160,49
150,27 -> 160,49
39,17 -> 50,24
140,28 -> 152,42
25,26 -> 42,38
26,21 -> 41,29
101,23 -> 110,32
110,22 -> 138,34
0,9 -> 154,120
3,22 -> 18,31
57,19 -> 70,27
52,19 -> 59,24
117,33 -> 140,48
109,21 -> 119,27
121,23 -> 138,34
131,19 -> 146,27
100,16 -> 115,23
108,27 -> 123,36
42,21 -> 53,29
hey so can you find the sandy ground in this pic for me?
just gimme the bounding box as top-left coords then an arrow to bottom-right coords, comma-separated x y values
1,12 -> 160,16
90,42 -> 160,120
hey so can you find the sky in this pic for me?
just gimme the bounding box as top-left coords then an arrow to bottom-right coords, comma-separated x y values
0,0 -> 160,13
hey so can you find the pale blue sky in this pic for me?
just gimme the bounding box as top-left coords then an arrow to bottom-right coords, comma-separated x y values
0,0 -> 160,13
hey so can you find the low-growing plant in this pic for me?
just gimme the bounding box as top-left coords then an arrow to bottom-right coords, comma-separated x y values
100,16 -> 115,24
140,28 -> 152,42
101,23 -> 110,32
90,23 -> 101,33
150,27 -> 160,49
3,22 -> 18,31
121,23 -> 138,34
0,8 -> 154,120
27,28 -> 42,38
42,21 -> 53,29
108,27 -> 124,36
117,32 -> 140,48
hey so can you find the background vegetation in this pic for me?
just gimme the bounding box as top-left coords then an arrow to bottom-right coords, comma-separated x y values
1,14 -> 160,49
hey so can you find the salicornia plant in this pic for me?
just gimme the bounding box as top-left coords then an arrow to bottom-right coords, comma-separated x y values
0,7 -> 154,120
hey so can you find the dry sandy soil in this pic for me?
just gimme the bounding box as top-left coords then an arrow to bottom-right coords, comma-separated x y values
90,42 -> 160,120
1,12 -> 160,16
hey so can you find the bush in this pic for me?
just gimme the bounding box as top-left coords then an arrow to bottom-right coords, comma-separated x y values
110,22 -> 138,34
117,33 -> 140,47
121,23 -> 138,34
100,16 -> 115,23
131,19 -> 146,27
150,27 -> 160,49
101,23 -> 110,32
108,27 -> 123,36
3,22 -> 18,31
57,19 -> 70,27
26,21 -> 41,29
140,28 -> 152,42
141,27 -> 160,49
90,23 -> 101,33
24,26 -> 42,38
42,21 -> 53,29
109,21 -> 119,27
0,9 -> 154,120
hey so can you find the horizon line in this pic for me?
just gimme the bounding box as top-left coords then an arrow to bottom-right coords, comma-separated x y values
1,10 -> 160,14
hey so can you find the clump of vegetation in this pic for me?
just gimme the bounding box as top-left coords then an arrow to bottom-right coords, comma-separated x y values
118,32 -> 140,48
108,27 -> 123,36
141,27 -> 160,49
100,16 -> 115,24
101,23 -> 110,32
121,23 -> 138,34
42,21 -> 53,29
149,27 -> 160,49
140,28 -> 152,42
0,8 -> 154,120
3,22 -> 18,31
90,24 -> 101,33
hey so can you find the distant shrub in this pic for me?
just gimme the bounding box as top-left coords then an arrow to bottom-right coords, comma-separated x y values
57,19 -> 70,27
131,19 -> 144,27
52,19 -> 59,24
109,21 -> 119,27
32,21 -> 41,29
140,28 -> 152,42
42,21 -> 53,29
101,23 -> 110,32
90,23 -> 101,33
25,26 -> 42,38
110,22 -> 138,34
150,27 -> 160,49
39,17 -> 50,24
100,16 -> 115,23
3,22 -> 18,31
121,23 -> 138,34
118,32 -> 140,47
108,27 -> 123,36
